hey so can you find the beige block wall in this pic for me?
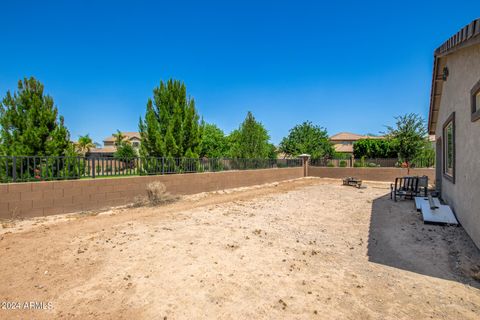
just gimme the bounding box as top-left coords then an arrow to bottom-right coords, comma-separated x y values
435,44 -> 480,248
308,167 -> 435,183
0,167 -> 303,219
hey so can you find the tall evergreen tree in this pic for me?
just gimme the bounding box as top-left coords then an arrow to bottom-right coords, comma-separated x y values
228,111 -> 272,159
139,79 -> 203,158
0,77 -> 72,156
138,99 -> 164,157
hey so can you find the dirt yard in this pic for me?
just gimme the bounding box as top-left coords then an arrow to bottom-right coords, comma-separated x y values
1,178 -> 479,319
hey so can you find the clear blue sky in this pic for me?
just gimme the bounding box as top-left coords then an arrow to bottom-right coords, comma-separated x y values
1,1 -> 479,145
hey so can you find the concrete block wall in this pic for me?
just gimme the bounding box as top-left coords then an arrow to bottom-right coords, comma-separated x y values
0,167 -> 304,219
308,167 -> 435,183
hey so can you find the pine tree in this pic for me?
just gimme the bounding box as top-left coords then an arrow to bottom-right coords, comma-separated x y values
228,111 -> 272,159
139,79 -> 202,158
139,99 -> 164,157
0,77 -> 72,156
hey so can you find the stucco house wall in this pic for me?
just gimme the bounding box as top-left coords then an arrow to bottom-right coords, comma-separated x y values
435,44 -> 480,247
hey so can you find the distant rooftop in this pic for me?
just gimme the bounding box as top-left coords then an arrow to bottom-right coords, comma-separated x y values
103,132 -> 141,142
329,132 -> 383,141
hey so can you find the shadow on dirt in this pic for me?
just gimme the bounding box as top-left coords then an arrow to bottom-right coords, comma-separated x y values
367,194 -> 480,288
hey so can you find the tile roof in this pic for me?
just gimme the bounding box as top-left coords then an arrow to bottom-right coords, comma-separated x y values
333,144 -> 354,153
89,146 -> 117,153
329,132 -> 383,141
103,132 -> 141,142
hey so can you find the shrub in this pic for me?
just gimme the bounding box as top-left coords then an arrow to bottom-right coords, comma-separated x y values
132,182 -> 179,207
327,162 -> 335,167
339,160 -> 347,167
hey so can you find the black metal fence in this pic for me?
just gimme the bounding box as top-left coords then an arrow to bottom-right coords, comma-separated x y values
0,156 -> 303,183
309,157 -> 435,168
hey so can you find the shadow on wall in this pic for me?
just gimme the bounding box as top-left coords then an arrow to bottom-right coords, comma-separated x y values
367,194 -> 480,288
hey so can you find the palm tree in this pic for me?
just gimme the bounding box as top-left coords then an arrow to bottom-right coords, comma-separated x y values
76,134 -> 95,155
113,130 -> 131,147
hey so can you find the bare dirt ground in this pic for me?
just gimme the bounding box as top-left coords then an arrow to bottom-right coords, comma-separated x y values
1,177 -> 480,319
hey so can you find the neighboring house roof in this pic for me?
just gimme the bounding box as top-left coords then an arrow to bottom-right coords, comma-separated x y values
429,18 -> 480,134
333,144 -> 354,153
103,132 -> 141,143
329,132 -> 383,141
89,146 -> 117,154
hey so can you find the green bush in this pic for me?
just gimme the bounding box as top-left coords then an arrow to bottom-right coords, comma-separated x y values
327,162 -> 335,167
339,160 -> 347,167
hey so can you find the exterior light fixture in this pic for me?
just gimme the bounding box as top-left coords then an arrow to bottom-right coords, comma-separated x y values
442,66 -> 449,81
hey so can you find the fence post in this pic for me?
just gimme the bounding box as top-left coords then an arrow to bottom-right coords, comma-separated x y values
298,154 -> 310,177
12,156 -> 17,182
92,157 -> 96,179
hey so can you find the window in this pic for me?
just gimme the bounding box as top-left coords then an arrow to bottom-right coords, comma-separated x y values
443,112 -> 455,183
472,80 -> 480,122
132,142 -> 140,148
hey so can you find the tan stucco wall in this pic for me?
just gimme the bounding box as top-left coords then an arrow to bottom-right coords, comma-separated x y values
435,44 -> 480,247
0,167 -> 303,219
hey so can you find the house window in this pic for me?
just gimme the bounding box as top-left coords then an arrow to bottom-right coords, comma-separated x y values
443,112 -> 455,183
472,80 -> 480,122
132,142 -> 140,148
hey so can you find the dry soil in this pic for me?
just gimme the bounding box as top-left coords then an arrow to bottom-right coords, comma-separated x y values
0,178 -> 479,319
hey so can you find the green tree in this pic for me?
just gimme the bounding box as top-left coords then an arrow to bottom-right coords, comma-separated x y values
353,138 -> 397,158
76,134 -> 95,155
199,123 -> 228,158
114,142 -> 137,160
139,79 -> 203,158
138,100 -> 164,157
385,113 -> 428,172
0,77 -> 72,156
113,130 -> 126,147
413,140 -> 435,167
279,121 -> 334,159
113,130 -> 137,167
227,111 -> 272,159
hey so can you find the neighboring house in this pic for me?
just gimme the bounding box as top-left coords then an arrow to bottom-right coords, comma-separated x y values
329,132 -> 383,156
428,18 -> 480,248
88,132 -> 141,157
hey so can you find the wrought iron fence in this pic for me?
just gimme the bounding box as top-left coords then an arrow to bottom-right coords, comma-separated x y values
0,156 -> 303,183
310,157 -> 435,168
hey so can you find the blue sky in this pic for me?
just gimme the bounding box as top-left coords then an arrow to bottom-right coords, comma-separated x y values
1,1 -> 479,145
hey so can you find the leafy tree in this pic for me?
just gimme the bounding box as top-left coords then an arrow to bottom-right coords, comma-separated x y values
385,113 -> 428,172
112,130 -> 136,159
139,79 -> 203,158
353,138 -> 397,158
0,77 -> 72,156
114,142 -> 137,160
227,111 -> 272,159
199,123 -> 228,158
76,134 -> 95,155
279,121 -> 334,159
413,140 -> 435,167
